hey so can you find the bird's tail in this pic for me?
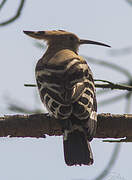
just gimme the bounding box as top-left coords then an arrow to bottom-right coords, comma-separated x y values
63,129 -> 93,166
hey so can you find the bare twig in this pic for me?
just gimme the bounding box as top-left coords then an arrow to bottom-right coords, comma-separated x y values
94,79 -> 114,85
95,79 -> 132,91
24,81 -> 132,91
96,83 -> 132,91
94,144 -> 120,180
84,56 -> 132,79
0,0 -> 25,26
0,0 -> 7,10
126,0 -> 132,6
94,85 -> 132,180
24,83 -> 36,87
8,101 -> 42,114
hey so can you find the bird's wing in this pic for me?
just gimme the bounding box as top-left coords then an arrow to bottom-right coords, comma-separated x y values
63,57 -> 95,103
63,57 -> 97,138
35,51 -> 96,122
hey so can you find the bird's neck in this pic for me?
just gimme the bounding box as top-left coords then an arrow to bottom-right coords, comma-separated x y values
42,45 -> 78,62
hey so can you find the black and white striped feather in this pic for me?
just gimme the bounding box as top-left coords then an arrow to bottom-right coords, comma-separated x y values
35,49 -> 97,165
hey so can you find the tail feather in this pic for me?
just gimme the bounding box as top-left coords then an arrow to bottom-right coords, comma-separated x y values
63,130 -> 93,166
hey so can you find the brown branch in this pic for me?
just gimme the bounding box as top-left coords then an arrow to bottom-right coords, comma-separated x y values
0,113 -> 132,140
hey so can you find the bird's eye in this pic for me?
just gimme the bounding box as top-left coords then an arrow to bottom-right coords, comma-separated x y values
69,36 -> 75,41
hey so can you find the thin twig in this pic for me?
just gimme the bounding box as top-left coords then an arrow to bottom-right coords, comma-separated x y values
126,0 -> 132,6
0,0 -> 7,10
94,82 -> 132,179
8,102 -> 42,114
95,83 -> 132,91
94,79 -> 114,85
24,83 -> 36,87
84,56 -> 132,79
0,0 -> 25,26
94,144 -> 120,180
95,79 -> 132,91
24,81 -> 132,91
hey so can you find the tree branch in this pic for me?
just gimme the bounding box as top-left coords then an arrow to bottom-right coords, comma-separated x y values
126,0 -> 132,7
24,81 -> 132,91
94,79 -> 132,91
0,113 -> 132,141
84,56 -> 132,79
0,0 -> 7,10
0,0 -> 25,26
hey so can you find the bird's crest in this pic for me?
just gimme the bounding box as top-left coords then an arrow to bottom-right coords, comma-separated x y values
23,30 -> 111,48
23,30 -> 77,40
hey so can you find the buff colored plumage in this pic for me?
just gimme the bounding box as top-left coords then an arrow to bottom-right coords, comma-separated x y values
24,30 -> 110,166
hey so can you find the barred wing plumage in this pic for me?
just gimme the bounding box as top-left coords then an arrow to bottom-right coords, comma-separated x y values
35,50 -> 97,138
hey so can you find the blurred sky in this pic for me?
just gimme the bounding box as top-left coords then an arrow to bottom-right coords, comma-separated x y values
0,0 -> 132,180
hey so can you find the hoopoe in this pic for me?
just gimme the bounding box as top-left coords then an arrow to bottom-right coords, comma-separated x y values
23,30 -> 110,166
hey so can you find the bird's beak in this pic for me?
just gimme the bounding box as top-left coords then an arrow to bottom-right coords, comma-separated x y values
79,39 -> 111,48
23,31 -> 46,39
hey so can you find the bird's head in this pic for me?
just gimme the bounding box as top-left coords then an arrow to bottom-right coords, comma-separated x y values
23,30 -> 110,52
